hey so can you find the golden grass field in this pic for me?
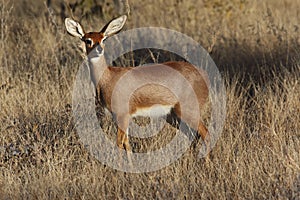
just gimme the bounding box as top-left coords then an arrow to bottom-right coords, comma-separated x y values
0,0 -> 299,199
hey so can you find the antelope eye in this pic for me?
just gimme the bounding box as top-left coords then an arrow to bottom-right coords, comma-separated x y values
85,39 -> 93,46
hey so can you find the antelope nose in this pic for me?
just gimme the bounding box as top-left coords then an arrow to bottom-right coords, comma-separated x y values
95,44 -> 103,55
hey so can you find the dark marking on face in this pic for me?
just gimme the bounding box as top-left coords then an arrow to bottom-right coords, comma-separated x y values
82,32 -> 105,54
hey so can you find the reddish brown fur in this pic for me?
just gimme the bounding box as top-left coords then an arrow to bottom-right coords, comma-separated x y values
82,32 -> 105,54
67,17 -> 210,154
95,61 -> 209,151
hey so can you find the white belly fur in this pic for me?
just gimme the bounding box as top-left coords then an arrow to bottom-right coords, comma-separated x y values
131,105 -> 173,118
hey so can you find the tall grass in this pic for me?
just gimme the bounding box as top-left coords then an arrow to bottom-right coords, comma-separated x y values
0,0 -> 299,199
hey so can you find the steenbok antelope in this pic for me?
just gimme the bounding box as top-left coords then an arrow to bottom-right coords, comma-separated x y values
65,15 -> 210,156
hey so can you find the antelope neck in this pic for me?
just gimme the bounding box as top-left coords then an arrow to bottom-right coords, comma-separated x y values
88,52 -> 107,87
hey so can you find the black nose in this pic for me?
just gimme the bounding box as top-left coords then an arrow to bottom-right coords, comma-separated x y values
88,44 -> 103,58
95,44 -> 103,54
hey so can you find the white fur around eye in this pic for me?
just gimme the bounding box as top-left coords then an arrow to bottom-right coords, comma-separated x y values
85,38 -> 94,46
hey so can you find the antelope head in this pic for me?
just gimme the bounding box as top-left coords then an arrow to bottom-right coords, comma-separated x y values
64,15 -> 127,56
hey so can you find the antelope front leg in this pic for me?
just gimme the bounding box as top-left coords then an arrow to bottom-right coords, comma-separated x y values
117,128 -> 133,166
116,115 -> 133,166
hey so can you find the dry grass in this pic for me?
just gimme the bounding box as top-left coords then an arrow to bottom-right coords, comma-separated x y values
0,0 -> 299,199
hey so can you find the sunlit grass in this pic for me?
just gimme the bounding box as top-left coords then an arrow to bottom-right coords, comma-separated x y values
0,0 -> 299,199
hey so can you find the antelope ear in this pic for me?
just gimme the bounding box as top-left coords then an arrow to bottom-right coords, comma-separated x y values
100,15 -> 127,37
65,18 -> 85,39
